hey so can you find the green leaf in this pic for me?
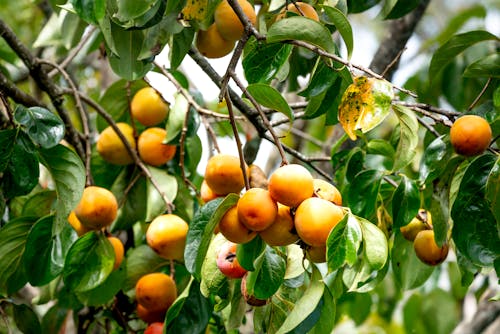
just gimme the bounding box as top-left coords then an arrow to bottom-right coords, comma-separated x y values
41,304 -> 68,334
451,154 -> 500,266
463,53 -> 500,78
23,216 -> 67,286
107,21 -> 154,80
112,173 -> 147,231
276,267 -> 324,334
429,30 -> 499,82
236,236 -> 266,272
347,169 -> 384,218
0,128 -> 16,172
430,185 -> 450,248
309,287 -> 336,334
165,93 -> 189,144
21,190 -> 57,217
322,6 -> 353,59
367,139 -> 395,158
380,0 -> 420,20
38,144 -> 85,234
184,195 -> 238,280
63,232 -> 115,292
97,79 -> 148,132
347,0 -> 381,13
267,16 -> 336,54
392,175 -> 420,229
124,244 -> 168,291
77,261 -> 126,306
246,246 -> 286,299
392,105 -> 419,172
200,233 -> 229,297
70,0 -> 105,24
145,167 -> 178,221
392,233 -> 434,290
247,83 -> 294,121
300,60 -> 339,99
486,158 -> 500,224
13,303 -> 42,334
2,139 -> 39,198
0,217 -> 36,295
326,213 -> 362,272
115,0 -> 158,22
170,27 -> 195,70
166,279 -> 212,333
359,217 -> 388,270
338,76 -> 394,140
419,135 -> 453,183
243,39 -> 293,84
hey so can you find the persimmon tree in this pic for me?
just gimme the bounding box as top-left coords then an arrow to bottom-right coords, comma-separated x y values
0,0 -> 499,333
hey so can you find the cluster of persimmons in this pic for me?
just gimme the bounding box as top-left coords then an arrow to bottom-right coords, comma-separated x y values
196,1 -> 319,58
201,153 -> 346,304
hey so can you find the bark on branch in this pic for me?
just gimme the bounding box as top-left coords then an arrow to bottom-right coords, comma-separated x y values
369,0 -> 431,80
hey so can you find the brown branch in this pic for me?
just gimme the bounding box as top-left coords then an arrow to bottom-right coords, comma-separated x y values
0,18 -> 85,159
229,72 -> 289,165
60,88 -> 175,212
39,59 -> 93,186
468,77 -> 492,111
288,39 -> 417,97
452,289 -> 500,334
225,91 -> 250,190
369,0 -> 431,80
0,71 -> 42,108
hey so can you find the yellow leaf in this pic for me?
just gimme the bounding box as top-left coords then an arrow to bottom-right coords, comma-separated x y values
338,76 -> 394,140
182,0 -> 209,21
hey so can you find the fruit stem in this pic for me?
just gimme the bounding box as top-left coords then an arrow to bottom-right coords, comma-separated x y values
225,91 -> 251,191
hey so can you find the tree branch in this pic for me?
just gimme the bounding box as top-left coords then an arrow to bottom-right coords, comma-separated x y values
0,18 -> 85,158
369,0 -> 431,80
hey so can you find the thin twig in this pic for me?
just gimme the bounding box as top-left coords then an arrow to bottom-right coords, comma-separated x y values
225,91 -> 250,191
153,62 -> 237,120
468,77 -> 492,111
178,105 -> 199,197
0,18 -> 85,158
201,115 -> 221,154
417,116 -> 440,137
381,47 -> 407,78
230,72 -> 289,165
48,26 -> 97,78
219,33 -> 251,101
60,88 -> 175,212
39,59 -> 93,185
287,39 -> 418,98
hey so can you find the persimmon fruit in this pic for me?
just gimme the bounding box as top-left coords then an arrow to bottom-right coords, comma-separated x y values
67,211 -> 91,236
135,272 -> 177,312
294,197 -> 344,246
218,205 -> 257,244
268,164 -> 314,208
107,236 -> 124,270
138,127 -> 176,166
413,230 -> 449,266
214,0 -> 256,41
237,188 -> 278,232
146,214 -> 189,260
144,322 -> 164,334
136,304 -> 166,324
196,23 -> 235,59
97,122 -> 136,165
216,242 -> 247,279
450,115 -> 492,156
200,180 -> 219,203
204,154 -> 246,195
277,2 -> 319,21
400,209 -> 432,242
74,186 -> 118,230
131,87 -> 169,126
259,203 -> 298,246
313,178 -> 342,206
